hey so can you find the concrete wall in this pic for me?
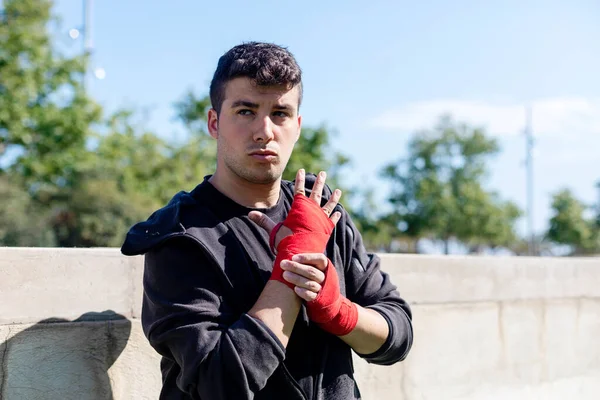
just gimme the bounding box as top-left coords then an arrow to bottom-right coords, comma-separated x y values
1,248 -> 599,400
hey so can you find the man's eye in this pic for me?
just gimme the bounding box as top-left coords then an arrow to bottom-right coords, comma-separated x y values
238,109 -> 254,116
273,111 -> 289,118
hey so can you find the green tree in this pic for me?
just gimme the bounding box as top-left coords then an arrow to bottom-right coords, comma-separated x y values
0,175 -> 56,246
172,90 -> 217,192
284,125 -> 350,189
50,178 -> 154,247
0,0 -> 102,190
349,186 -> 400,252
546,189 -> 599,255
93,109 -> 213,207
595,181 -> 600,230
1,0 -> 106,247
510,234 -> 555,257
465,194 -> 522,253
382,115 -> 522,254
50,94 -> 218,247
47,109 -> 172,247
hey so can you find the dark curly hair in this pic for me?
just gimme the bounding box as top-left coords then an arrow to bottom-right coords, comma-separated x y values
209,42 -> 303,115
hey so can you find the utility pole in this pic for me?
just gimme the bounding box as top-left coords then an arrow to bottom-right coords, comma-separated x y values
524,106 -> 535,255
596,181 -> 600,225
70,0 -> 103,88
82,0 -> 93,90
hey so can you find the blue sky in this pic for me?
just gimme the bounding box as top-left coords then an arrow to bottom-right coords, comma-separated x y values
52,0 -> 600,238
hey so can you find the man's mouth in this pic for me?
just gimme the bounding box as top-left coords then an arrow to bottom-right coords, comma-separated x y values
249,150 -> 278,162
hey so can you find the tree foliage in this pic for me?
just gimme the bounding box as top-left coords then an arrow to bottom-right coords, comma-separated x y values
546,189 -> 599,255
0,0 -> 352,249
9,0 -> 593,256
0,175 -> 56,246
0,0 -> 102,190
381,116 -> 522,254
47,92 -> 220,247
285,124 -> 351,200
347,186 -> 400,252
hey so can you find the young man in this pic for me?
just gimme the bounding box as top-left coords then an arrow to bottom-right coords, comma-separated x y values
121,42 -> 413,399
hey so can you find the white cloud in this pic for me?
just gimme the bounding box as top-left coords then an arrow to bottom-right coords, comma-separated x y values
370,97 -> 600,139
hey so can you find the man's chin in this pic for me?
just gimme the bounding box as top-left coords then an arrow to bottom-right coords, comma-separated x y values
239,167 -> 283,185
249,173 -> 281,185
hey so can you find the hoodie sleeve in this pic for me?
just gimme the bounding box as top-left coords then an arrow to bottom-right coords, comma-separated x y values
141,237 -> 285,399
337,209 -> 414,366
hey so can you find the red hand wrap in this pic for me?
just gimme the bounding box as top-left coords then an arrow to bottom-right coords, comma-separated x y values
269,194 -> 335,289
306,258 -> 358,336
268,194 -> 357,336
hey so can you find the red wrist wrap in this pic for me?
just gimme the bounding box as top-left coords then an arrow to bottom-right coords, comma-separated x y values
268,194 -> 357,336
269,194 -> 335,289
306,258 -> 358,336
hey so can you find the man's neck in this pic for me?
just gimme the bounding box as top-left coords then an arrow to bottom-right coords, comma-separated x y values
208,171 -> 281,209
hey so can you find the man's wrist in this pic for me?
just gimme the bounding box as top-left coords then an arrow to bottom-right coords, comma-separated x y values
248,280 -> 302,348
305,259 -> 359,335
314,297 -> 358,336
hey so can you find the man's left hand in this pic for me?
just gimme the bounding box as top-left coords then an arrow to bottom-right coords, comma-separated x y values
280,253 -> 328,301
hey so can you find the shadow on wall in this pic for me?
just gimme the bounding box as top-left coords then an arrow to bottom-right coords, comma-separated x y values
0,310 -> 132,400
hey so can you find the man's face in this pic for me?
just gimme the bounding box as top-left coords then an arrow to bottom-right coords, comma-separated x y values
208,77 -> 302,185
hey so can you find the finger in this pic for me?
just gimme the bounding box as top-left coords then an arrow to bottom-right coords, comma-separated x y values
281,259 -> 325,283
289,254 -> 329,272
310,171 -> 326,206
294,169 -> 306,196
321,189 -> 342,217
282,271 -> 322,292
295,286 -> 319,302
248,211 -> 276,234
329,211 -> 342,226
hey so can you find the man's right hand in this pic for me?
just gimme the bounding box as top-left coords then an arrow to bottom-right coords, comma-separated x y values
248,168 -> 342,250
245,169 -> 341,347
249,169 -> 358,337
249,168 -> 342,291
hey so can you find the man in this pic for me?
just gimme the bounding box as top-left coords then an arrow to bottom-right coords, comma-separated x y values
121,42 -> 413,399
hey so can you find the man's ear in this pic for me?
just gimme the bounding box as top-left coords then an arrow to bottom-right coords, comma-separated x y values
208,108 -> 219,139
295,114 -> 302,143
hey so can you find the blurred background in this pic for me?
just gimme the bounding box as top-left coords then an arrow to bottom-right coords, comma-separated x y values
1,0 -> 599,257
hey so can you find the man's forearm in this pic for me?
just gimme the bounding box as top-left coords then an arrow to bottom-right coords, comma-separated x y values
247,280 -> 302,347
338,304 -> 389,355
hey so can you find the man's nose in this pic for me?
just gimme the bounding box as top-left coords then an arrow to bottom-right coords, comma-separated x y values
253,115 -> 275,142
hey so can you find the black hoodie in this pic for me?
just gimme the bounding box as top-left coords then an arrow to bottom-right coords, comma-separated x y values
121,175 -> 413,399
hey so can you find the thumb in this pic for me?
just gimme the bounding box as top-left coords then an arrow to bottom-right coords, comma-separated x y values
248,211 -> 276,234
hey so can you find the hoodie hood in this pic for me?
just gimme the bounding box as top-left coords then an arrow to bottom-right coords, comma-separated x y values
120,189 -> 199,256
